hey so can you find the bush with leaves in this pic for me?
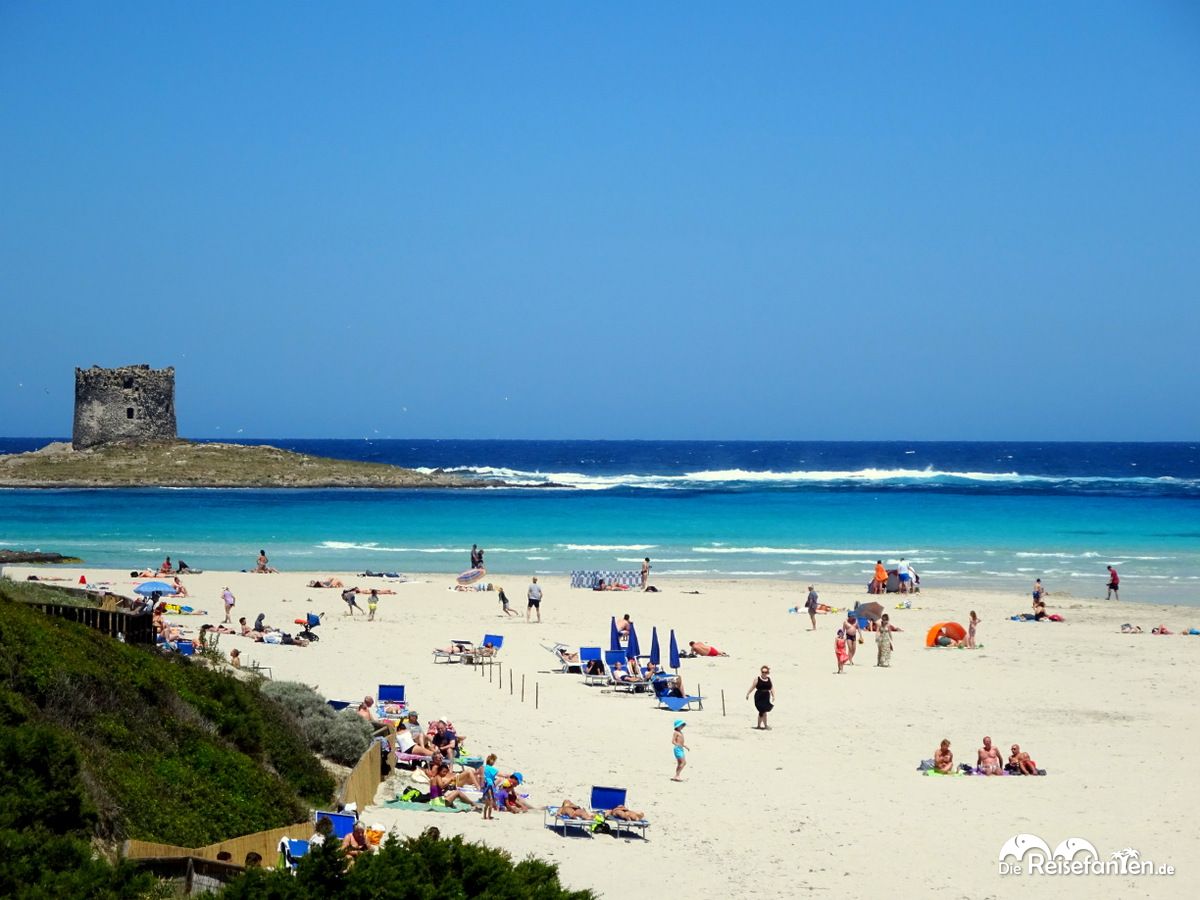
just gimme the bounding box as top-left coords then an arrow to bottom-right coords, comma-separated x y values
260,681 -> 371,765
222,828 -> 596,899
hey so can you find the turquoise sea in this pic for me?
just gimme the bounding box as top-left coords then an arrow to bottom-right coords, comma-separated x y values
1,439 -> 1196,603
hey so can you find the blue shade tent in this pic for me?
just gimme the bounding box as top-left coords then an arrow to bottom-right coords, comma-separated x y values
609,616 -> 622,653
134,581 -> 175,596
626,620 -> 641,659
649,627 -> 660,666
669,629 -> 681,670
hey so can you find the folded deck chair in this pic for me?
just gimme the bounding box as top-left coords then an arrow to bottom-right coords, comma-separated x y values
653,676 -> 703,711
313,811 -> 357,839
462,634 -> 503,666
432,639 -> 474,664
543,804 -> 596,838
590,786 -> 650,840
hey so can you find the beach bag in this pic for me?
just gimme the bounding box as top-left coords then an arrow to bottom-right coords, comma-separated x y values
590,814 -> 612,835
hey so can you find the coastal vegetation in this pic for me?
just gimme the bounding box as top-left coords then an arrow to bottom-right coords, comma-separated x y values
0,581 -> 335,852
0,441 -> 490,488
222,829 -> 595,899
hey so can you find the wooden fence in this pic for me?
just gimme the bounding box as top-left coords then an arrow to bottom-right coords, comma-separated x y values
27,600 -> 156,645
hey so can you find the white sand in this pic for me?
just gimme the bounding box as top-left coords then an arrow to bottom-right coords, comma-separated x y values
7,566 -> 1197,898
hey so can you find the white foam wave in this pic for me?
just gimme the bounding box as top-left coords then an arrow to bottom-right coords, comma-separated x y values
414,464 -> 1199,492
319,541 -> 463,553
618,557 -> 708,563
562,544 -> 657,551
694,546 -> 923,556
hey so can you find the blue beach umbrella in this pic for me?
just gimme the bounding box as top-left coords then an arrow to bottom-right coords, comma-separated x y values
649,627 -> 661,667
609,616 -> 622,653
627,621 -> 641,659
669,629 -> 681,670
134,581 -> 175,596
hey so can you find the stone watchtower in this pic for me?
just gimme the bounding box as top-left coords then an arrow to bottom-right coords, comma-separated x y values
72,365 -> 177,450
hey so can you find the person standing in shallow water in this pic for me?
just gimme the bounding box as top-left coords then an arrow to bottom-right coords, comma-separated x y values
746,665 -> 775,730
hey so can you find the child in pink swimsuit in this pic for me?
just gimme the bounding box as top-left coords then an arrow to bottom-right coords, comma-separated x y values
835,629 -> 849,674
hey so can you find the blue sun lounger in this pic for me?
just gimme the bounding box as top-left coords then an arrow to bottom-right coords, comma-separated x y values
591,785 -> 650,840
580,647 -> 607,685
278,838 -> 310,870
543,804 -> 596,837
463,634 -> 503,666
432,639 -> 475,664
653,675 -> 703,711
313,811 -> 357,839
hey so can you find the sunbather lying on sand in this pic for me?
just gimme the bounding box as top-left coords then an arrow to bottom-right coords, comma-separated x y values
688,641 -> 728,657
1151,625 -> 1173,634
307,577 -> 345,588
557,800 -> 591,820
1121,623 -> 1143,633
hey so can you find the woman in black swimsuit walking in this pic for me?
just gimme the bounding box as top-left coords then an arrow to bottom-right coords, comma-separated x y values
746,665 -> 775,730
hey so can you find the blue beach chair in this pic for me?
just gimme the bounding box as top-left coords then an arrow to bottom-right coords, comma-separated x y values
591,786 -> 650,840
464,634 -> 504,666
653,675 -> 703,712
579,647 -> 607,685
278,838 -> 309,870
313,811 -> 356,839
543,804 -> 596,838
377,684 -> 407,714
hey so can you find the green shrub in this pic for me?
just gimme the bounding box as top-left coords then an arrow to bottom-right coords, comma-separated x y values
320,710 -> 372,765
221,828 -> 595,899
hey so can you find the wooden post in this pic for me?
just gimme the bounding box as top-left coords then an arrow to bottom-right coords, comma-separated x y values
535,681 -> 539,710
489,664 -> 494,684
721,689 -> 726,716
521,674 -> 525,702
509,669 -> 514,695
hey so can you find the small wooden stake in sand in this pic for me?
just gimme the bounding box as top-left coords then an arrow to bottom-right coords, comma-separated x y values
521,674 -> 525,702
489,663 -> 494,684
535,681 -> 539,710
509,669 -> 513,695
721,689 -> 726,716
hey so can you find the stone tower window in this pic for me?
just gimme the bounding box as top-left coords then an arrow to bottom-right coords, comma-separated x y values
127,407 -> 135,419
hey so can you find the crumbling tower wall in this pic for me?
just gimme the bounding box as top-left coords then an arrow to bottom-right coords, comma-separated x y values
72,364 -> 177,449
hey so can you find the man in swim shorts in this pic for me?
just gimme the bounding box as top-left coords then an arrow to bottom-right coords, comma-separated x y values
935,739 -> 953,773
977,736 -> 1003,775
526,577 -> 542,623
1106,565 -> 1119,600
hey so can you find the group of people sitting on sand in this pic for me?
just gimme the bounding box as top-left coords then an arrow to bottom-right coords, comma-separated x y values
1012,595 -> 1063,622
153,556 -> 198,575
931,736 -> 1045,776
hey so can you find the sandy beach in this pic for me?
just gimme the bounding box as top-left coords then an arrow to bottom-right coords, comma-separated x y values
7,565 -> 1196,899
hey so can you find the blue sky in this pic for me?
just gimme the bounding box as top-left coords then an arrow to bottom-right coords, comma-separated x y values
2,2 -> 1198,440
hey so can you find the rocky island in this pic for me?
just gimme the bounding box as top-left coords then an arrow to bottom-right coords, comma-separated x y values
0,441 -> 496,489
0,364 -> 515,489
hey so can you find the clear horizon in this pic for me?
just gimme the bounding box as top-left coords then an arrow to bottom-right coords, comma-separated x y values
2,3 -> 1198,441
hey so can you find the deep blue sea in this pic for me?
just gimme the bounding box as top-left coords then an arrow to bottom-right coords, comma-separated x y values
1,439 -> 1197,603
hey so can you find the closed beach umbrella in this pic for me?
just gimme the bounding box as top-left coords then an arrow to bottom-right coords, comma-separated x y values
649,627 -> 661,666
609,616 -> 622,653
134,581 -> 175,596
627,621 -> 641,659
669,629 -> 681,670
